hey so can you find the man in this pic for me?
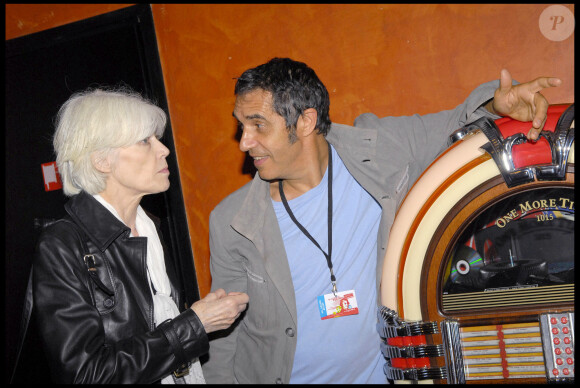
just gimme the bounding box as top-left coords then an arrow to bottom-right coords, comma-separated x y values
202,58 -> 561,383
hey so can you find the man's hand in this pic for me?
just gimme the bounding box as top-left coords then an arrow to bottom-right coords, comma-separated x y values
486,69 -> 562,141
191,289 -> 249,334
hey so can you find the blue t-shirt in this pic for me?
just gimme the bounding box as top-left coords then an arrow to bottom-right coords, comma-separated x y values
272,144 -> 385,384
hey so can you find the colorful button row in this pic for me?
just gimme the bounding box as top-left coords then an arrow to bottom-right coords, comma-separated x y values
554,347 -> 573,355
553,337 -> 572,345
550,317 -> 568,325
552,368 -> 573,376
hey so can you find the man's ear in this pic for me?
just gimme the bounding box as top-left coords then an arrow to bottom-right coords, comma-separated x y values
91,151 -> 112,173
298,108 -> 318,137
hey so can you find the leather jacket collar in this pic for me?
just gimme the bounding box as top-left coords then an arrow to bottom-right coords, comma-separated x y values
65,191 -> 157,252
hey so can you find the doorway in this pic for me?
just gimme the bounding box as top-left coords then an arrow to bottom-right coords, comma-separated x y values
6,5 -> 198,382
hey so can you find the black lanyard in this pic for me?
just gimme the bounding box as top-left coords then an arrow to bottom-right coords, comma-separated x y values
279,142 -> 337,295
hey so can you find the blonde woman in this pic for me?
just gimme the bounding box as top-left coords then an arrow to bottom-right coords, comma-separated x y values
32,87 -> 248,384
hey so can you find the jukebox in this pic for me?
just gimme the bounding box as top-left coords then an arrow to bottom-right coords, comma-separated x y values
378,104 -> 574,383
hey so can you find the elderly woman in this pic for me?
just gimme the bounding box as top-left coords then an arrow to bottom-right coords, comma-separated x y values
32,87 -> 249,384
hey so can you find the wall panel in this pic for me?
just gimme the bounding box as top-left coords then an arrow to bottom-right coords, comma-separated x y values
6,4 -> 574,296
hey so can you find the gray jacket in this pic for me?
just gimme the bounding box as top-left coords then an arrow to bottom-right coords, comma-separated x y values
203,80 -> 501,384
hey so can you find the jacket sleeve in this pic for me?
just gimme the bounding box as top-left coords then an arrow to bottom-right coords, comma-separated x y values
201,208 -> 248,383
32,222 -> 209,384
353,80 -> 504,194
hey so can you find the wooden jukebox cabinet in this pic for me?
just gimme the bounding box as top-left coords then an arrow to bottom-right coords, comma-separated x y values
378,104 -> 574,384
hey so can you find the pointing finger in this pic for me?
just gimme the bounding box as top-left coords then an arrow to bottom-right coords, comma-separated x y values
528,76 -> 562,94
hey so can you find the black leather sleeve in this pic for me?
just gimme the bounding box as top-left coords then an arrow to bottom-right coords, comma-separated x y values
32,221 -> 208,384
158,309 -> 210,369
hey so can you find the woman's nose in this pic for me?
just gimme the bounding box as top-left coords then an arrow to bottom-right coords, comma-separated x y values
153,137 -> 170,157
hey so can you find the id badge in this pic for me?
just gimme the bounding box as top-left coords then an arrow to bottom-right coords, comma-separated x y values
317,289 -> 359,320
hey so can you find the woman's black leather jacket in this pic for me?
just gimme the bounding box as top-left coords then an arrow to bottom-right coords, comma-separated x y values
32,191 -> 208,383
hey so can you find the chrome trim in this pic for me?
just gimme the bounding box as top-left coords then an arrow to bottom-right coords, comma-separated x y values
384,364 -> 448,381
477,117 -> 536,187
535,104 -> 575,181
447,104 -> 575,188
441,319 -> 465,384
377,306 -> 439,338
448,126 -> 475,145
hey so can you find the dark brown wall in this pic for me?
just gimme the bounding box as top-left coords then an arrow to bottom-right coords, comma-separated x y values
6,4 -> 575,296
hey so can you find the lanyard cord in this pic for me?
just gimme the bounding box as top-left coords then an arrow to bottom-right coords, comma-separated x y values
279,142 -> 336,294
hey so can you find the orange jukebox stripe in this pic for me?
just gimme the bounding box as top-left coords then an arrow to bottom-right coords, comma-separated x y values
397,153 -> 492,319
467,373 -> 504,378
463,336 -> 499,342
505,353 -> 544,357
506,362 -> 546,367
465,354 -> 503,359
508,372 -> 546,377
501,322 -> 540,329
503,333 -> 542,339
505,344 -> 543,348
463,345 -> 501,350
461,325 -> 498,332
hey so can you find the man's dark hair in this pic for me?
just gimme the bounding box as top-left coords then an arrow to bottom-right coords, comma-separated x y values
235,58 -> 332,140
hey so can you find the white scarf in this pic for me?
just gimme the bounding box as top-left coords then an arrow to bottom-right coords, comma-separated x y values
93,195 -> 205,384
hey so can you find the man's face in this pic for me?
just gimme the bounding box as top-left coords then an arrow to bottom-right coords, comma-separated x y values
234,89 -> 305,182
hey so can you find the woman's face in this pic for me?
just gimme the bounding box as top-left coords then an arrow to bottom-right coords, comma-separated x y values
106,135 -> 170,198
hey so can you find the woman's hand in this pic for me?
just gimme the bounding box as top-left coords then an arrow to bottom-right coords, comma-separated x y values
191,289 -> 249,333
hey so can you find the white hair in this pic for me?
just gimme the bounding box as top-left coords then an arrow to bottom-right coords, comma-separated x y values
53,87 -> 167,196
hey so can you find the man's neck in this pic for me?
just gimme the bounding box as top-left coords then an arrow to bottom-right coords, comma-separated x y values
270,138 -> 330,202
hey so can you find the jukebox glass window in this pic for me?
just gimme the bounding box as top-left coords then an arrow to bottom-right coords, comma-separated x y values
441,187 -> 574,311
